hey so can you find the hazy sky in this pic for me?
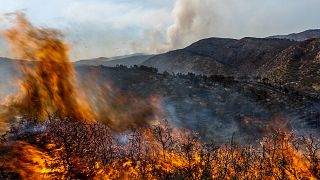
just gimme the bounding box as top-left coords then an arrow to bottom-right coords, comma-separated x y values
0,0 -> 320,60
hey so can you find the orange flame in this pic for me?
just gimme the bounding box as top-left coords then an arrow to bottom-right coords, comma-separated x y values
2,13 -> 93,121
0,141 -> 56,179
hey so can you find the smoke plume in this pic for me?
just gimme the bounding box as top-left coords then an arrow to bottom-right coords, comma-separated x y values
166,0 -> 220,50
133,0 -> 219,53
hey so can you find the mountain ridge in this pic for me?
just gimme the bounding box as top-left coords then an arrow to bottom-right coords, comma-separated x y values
75,53 -> 153,67
268,29 -> 320,41
142,37 -> 296,76
3,29 -> 320,93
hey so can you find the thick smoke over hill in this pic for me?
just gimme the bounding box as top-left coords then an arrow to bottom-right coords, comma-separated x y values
132,0 -> 219,53
167,0 -> 216,49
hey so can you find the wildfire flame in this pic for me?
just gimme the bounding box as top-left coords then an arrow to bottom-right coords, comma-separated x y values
1,13 -> 160,130
3,12 -> 93,121
0,141 -> 55,179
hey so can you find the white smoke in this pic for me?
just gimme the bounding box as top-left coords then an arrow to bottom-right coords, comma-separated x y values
131,0 -> 220,53
166,0 -> 217,49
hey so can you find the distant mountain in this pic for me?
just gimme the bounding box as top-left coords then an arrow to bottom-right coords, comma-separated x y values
74,57 -> 110,66
75,53 -> 153,67
142,37 -> 296,75
268,29 -> 320,41
3,29 -> 320,95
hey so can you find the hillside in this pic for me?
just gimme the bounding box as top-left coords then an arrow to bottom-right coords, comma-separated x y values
258,38 -> 320,93
142,37 -> 296,75
141,35 -> 320,93
76,65 -> 320,142
0,60 -> 319,142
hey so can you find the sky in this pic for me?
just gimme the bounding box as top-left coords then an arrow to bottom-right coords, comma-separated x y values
0,0 -> 320,61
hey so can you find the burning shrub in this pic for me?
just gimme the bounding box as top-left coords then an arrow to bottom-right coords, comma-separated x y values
0,117 -> 319,179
